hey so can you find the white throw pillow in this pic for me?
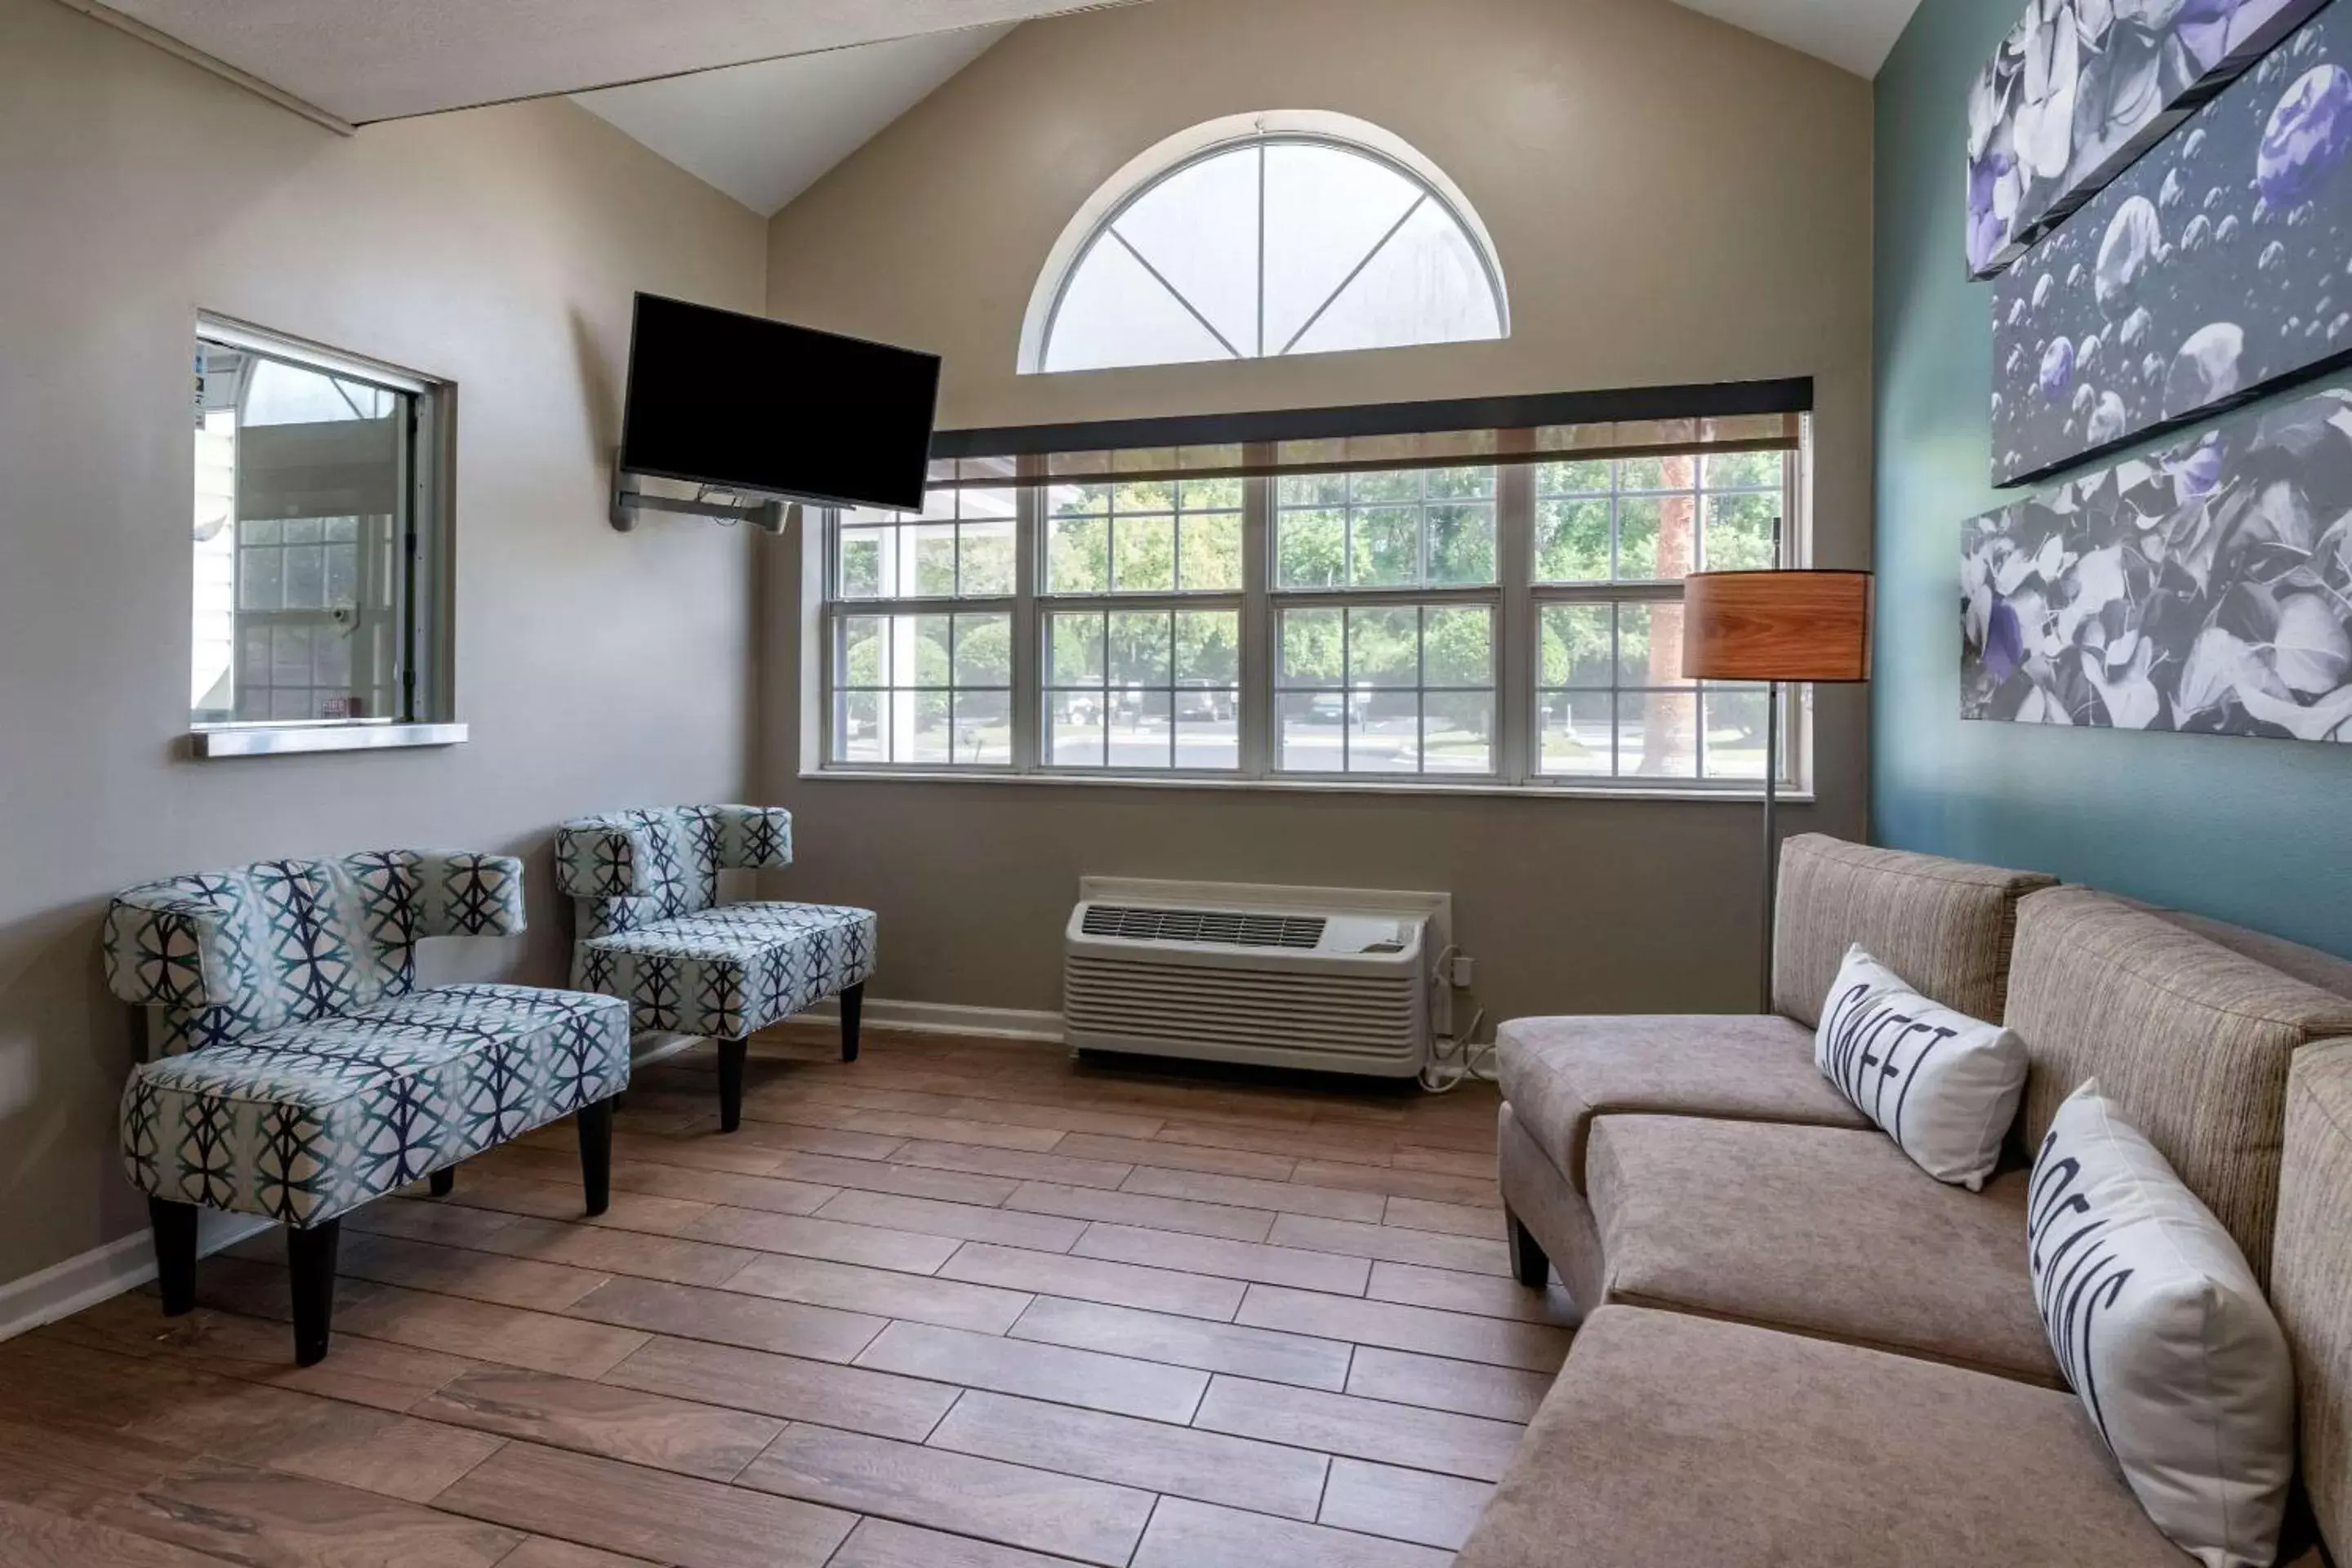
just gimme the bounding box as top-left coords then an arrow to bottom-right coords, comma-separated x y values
1814,944 -> 2026,1188
2027,1081 -> 2295,1568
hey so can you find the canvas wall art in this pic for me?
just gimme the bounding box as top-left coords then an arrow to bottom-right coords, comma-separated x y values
1992,5 -> 2352,486
1962,377 -> 2352,743
1967,0 -> 2329,281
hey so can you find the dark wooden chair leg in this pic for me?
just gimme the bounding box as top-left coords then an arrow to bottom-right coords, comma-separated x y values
840,982 -> 864,1064
287,1218 -> 342,1367
429,1169 -> 456,1198
149,1198 -> 198,1317
1507,1209 -> 1551,1290
577,1096 -> 613,1217
717,1039 -> 748,1134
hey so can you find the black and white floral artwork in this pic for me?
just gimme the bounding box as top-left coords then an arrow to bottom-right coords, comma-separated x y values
1963,378 -> 2352,743
1992,7 -> 2352,485
1967,0 -> 2328,280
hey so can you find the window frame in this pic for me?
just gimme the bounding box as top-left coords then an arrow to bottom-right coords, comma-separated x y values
1020,110 -> 1511,376
188,315 -> 460,759
808,433 -> 1814,798
1272,595 -> 1503,778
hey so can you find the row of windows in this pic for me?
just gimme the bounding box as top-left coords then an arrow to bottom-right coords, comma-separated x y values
836,452 -> 1784,604
819,448 -> 1802,791
831,604 -> 1774,782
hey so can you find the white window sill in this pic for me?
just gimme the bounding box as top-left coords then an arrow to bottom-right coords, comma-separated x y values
800,767 -> 1811,804
189,723 -> 469,759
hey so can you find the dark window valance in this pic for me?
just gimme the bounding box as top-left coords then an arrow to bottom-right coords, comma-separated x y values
924,378 -> 1811,489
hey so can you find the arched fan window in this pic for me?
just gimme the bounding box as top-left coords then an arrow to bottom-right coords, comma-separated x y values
1023,113 -> 1508,374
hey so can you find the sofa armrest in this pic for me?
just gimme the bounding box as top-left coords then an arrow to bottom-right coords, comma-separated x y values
711,804 -> 793,873
409,851 -> 526,938
103,886 -> 233,1009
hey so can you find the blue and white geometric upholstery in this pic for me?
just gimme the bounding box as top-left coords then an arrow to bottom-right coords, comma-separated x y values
120,984 -> 628,1227
556,806 -> 877,1040
104,850 -> 529,1058
105,851 -> 628,1227
556,805 -> 795,939
576,902 -> 878,1040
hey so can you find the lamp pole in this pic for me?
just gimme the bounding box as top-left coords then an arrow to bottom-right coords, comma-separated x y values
1679,570 -> 1870,1018
1760,679 -> 1780,1014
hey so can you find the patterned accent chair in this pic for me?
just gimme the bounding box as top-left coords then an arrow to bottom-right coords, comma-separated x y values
104,850 -> 631,1365
556,805 -> 877,1132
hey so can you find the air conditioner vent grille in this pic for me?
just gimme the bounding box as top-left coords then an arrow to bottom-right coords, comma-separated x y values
1080,905 -> 1327,950
1062,956 -> 1421,1061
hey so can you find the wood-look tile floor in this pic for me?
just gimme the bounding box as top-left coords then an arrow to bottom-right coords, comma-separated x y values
4,1030 -> 1569,1568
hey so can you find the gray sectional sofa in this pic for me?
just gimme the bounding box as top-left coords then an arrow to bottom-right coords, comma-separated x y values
1461,835 -> 2352,1567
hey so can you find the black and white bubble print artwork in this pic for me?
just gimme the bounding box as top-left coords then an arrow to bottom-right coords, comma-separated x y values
1992,7 -> 2352,486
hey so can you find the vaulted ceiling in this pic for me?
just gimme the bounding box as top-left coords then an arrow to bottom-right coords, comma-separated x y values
78,0 -> 1925,219
571,28 -> 1011,217
83,0 -> 1136,124
1675,0 -> 1923,78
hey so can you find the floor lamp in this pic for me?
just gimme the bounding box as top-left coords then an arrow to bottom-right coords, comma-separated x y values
1680,569 -> 1873,1013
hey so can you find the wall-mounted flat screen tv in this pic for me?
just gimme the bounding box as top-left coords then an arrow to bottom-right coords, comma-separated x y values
618,293 -> 942,513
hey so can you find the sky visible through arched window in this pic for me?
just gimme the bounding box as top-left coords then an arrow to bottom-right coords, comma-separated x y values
1039,134 -> 1506,373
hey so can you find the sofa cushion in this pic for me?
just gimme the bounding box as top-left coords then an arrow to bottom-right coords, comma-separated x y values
1454,1306 -> 2187,1568
1496,1013 -> 1868,1192
2007,888 -> 2352,1285
1773,835 -> 2056,1030
576,901 -> 877,1040
2272,1040 -> 2352,1564
118,983 -> 630,1227
1585,1115 -> 2059,1383
2029,1081 -> 2295,1568
2151,911 -> 2352,1002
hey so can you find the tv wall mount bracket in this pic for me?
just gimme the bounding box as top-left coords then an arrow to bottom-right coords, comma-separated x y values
610,459 -> 800,536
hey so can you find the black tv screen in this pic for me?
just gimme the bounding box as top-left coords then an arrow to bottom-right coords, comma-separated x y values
618,294 -> 942,512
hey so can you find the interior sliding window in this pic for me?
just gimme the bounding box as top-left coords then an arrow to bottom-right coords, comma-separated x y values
189,318 -> 452,755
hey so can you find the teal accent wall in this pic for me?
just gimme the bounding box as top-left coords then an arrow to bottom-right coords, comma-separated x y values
1873,0 -> 2352,956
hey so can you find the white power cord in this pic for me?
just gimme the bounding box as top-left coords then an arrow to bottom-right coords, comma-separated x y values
1420,1013 -> 1494,1094
1419,942 -> 1495,1093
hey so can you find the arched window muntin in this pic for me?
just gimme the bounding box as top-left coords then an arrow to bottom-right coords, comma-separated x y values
1021,112 -> 1509,375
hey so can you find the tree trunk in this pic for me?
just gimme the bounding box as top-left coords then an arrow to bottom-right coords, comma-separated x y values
1637,454 -> 1698,776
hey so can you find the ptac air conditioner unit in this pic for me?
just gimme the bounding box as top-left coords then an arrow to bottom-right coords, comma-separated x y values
1062,881 -> 1440,1078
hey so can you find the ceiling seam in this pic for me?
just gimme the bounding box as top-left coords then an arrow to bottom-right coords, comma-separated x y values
47,0 -> 354,134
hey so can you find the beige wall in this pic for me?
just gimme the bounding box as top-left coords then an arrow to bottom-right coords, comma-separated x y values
0,0 -> 767,1288
0,0 -> 1873,1294
758,0 -> 1876,1024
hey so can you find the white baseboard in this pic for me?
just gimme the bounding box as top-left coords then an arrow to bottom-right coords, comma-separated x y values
793,996 -> 1065,1044
0,1208 -> 272,1345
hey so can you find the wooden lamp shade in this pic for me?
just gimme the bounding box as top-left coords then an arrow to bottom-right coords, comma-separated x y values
1680,570 -> 1873,684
